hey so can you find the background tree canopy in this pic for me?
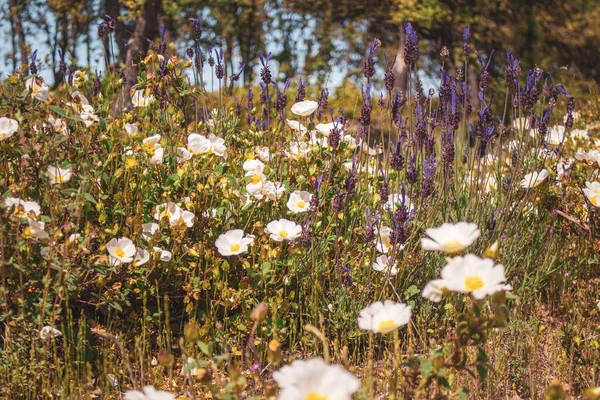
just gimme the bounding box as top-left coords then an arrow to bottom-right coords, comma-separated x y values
3,0 -> 600,90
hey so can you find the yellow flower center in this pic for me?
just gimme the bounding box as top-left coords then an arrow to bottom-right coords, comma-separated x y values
55,175 -> 64,183
278,230 -> 289,238
144,142 -> 155,153
125,158 -> 137,168
593,189 -> 600,195
296,200 -> 306,209
377,319 -> 397,332
304,393 -> 327,400
161,210 -> 172,219
23,227 -> 32,238
592,197 -> 598,206
464,275 -> 484,291
230,243 -> 241,253
115,248 -> 125,258
385,239 -> 392,249
443,240 -> 463,253
13,209 -> 26,218
250,174 -> 262,184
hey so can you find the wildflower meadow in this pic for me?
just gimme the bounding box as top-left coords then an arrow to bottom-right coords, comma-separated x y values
2,2 -> 600,399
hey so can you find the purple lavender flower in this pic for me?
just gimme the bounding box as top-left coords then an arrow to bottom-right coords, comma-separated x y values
406,155 -> 417,183
462,26 -> 471,56
214,48 -> 224,80
30,50 -> 38,75
384,54 -> 397,92
188,18 -> 201,41
420,156 -> 436,197
207,45 -> 214,67
332,189 -> 345,214
359,84 -> 372,127
379,169 -> 389,205
476,50 -> 495,90
317,88 -> 329,121
296,78 -> 306,102
310,175 -> 323,212
363,38 -> 379,80
391,140 -> 404,171
258,52 -> 273,86
273,77 -> 291,114
403,23 -> 419,65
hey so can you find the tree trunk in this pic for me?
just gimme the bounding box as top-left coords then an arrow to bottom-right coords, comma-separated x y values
9,0 -> 28,69
124,0 -> 162,101
393,24 -> 408,95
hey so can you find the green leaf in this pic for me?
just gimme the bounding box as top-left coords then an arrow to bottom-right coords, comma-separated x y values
197,341 -> 212,356
84,193 -> 97,204
166,173 -> 180,185
49,105 -> 68,117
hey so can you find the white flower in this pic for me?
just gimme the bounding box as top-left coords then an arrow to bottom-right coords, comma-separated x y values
125,123 -> 139,136
342,135 -> 357,149
24,219 -> 49,240
47,116 -> 68,134
273,358 -> 360,400
422,279 -> 446,302
255,146 -> 273,161
153,247 -> 172,262
124,385 -> 174,400
0,117 -> 19,141
265,219 -> 302,241
375,226 -> 393,254
40,326 -> 62,339
47,166 -> 72,184
441,254 -> 508,299
285,142 -> 311,159
315,122 -> 340,136
106,237 -> 136,265
25,77 -> 50,101
583,181 -> 600,207
72,70 -> 88,88
142,223 -> 160,240
4,197 -> 41,218
290,100 -> 318,117
181,210 -> 195,227
187,133 -> 226,157
358,300 -> 412,334
575,150 -> 600,165
133,248 -> 150,267
520,169 -> 548,188
286,119 -> 307,133
372,255 -> 399,276
177,146 -> 193,162
215,229 -> 254,256
287,191 -> 312,213
80,105 -> 99,127
131,90 -> 154,108
544,125 -> 565,146
142,134 -> 163,165
421,222 -> 480,254
243,159 -> 265,175
359,140 -> 382,155
570,129 -> 588,141
154,202 -> 182,225
384,193 -> 414,213
150,147 -> 164,164
309,131 -> 328,148
263,181 -> 287,201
